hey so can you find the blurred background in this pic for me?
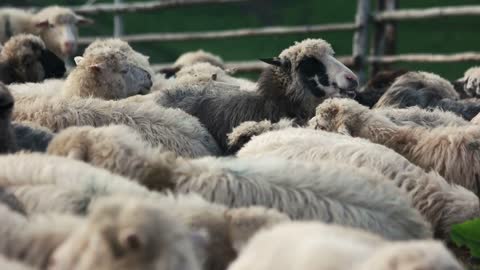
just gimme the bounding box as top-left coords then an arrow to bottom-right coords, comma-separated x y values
3,0 -> 480,80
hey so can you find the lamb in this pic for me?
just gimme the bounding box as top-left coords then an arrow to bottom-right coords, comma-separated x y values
159,49 -> 225,78
13,95 -> 221,157
233,127 -> 479,237
154,38 -> 359,152
313,97 -> 480,195
374,71 -> 480,120
45,126 -> 431,240
354,69 -> 408,108
0,34 -> 65,84
0,196 -> 203,270
228,222 -> 463,270
0,7 -> 93,59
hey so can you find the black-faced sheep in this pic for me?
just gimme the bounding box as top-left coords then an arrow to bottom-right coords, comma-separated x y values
159,49 -> 225,78
374,71 -> 480,120
228,222 -> 463,270
154,38 -> 359,152
0,7 -> 93,59
453,66 -> 480,98
13,95 -> 221,157
0,34 -> 65,84
355,69 -> 408,108
233,126 -> 479,237
45,125 -> 431,240
313,97 -> 480,196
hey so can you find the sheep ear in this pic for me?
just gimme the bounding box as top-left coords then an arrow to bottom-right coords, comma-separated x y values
159,67 -> 180,78
338,124 -> 351,136
89,63 -> 103,72
67,148 -> 86,161
35,20 -> 50,28
259,57 -> 282,67
75,15 -> 94,26
74,56 -> 84,66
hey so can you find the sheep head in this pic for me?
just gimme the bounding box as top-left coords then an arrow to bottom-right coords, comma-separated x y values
0,34 -> 65,83
49,197 -> 202,270
259,39 -> 358,104
33,6 -> 93,58
310,98 -> 370,136
65,50 -> 152,100
456,66 -> 480,98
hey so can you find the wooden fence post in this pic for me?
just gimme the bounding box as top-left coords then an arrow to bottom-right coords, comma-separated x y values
372,0 -> 397,74
114,0 -> 124,37
353,0 -> 371,85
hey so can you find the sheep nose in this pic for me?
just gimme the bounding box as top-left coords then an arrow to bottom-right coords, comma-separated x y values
63,42 -> 75,53
345,74 -> 359,90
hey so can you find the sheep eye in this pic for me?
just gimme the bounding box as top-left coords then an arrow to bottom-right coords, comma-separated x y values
298,57 -> 323,77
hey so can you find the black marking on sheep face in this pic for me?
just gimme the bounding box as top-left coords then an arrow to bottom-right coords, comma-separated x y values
39,49 -> 66,79
298,56 -> 329,98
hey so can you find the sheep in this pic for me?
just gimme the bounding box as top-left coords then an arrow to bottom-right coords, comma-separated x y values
233,127 -> 479,237
45,126 -> 431,240
13,94 -> 221,157
154,38 -> 359,152
373,71 -> 480,120
0,196 -> 203,270
0,82 -> 16,153
313,97 -> 480,196
454,66 -> 480,98
63,49 -> 152,100
355,69 -> 408,108
153,62 -> 256,92
159,49 -> 225,78
228,222 -> 463,270
0,34 -> 65,84
0,7 -> 93,59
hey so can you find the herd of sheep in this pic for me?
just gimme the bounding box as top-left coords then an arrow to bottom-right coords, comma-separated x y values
0,4 -> 480,270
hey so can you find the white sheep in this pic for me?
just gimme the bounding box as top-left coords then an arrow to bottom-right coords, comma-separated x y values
313,97 -> 480,196
234,127 -> 480,237
228,222 -> 463,270
45,126 -> 431,240
0,7 -> 93,59
158,49 -> 225,78
12,94 -> 221,157
154,38 -> 359,152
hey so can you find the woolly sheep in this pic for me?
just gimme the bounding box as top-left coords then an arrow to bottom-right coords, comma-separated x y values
13,95 -> 221,157
0,153 -> 289,270
0,196 -> 203,270
228,222 -> 462,270
63,49 -> 152,100
0,34 -> 65,84
159,49 -> 225,78
154,38 -> 359,152
373,71 -> 480,120
153,62 -> 256,92
355,69 -> 408,108
45,127 -> 431,240
234,127 -> 479,237
313,98 -> 480,195
0,7 -> 93,59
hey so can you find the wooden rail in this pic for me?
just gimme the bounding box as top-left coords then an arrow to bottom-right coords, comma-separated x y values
368,52 -> 480,64
78,23 -> 358,44
375,5 -> 480,21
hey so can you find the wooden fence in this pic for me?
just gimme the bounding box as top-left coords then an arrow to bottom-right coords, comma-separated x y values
24,0 -> 480,84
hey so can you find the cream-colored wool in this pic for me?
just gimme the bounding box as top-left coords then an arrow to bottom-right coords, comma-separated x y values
44,127 -> 430,240
13,94 -> 221,157
173,49 -> 225,69
228,222 -> 462,270
313,98 -> 480,195
235,127 -> 479,237
375,106 -> 469,128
